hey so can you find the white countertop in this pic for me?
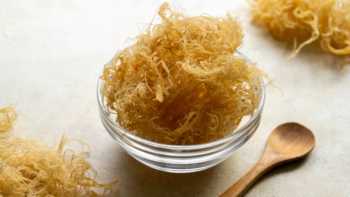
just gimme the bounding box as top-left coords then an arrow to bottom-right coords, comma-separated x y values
1,0 -> 350,196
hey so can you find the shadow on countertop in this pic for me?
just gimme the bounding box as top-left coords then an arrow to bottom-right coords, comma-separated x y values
107,146 -> 238,197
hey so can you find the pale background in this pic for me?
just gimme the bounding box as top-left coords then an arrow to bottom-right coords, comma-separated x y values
1,0 -> 350,196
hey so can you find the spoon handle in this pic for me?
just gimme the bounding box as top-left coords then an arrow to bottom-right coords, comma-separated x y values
219,161 -> 270,197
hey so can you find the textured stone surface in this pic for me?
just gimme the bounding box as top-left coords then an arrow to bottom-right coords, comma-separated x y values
1,0 -> 349,196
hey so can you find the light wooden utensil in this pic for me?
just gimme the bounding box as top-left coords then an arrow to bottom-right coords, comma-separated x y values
220,122 -> 315,197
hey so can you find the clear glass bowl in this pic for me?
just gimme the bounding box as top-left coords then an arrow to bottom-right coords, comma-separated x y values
97,59 -> 265,173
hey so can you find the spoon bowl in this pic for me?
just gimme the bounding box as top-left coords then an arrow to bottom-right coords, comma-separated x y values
267,122 -> 315,159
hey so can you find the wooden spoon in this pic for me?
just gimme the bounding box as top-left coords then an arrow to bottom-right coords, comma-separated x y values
220,122 -> 315,197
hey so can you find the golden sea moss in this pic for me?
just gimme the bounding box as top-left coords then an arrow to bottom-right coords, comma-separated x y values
0,108 -> 115,196
0,106 -> 16,132
0,137 -> 114,196
321,1 -> 350,55
252,0 -> 350,56
102,3 -> 262,145
251,0 -> 334,56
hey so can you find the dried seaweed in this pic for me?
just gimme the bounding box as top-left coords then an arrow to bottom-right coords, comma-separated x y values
252,0 -> 350,56
0,106 -> 16,132
321,1 -> 350,55
0,108 -> 115,196
102,3 -> 262,145
0,137 -> 114,196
